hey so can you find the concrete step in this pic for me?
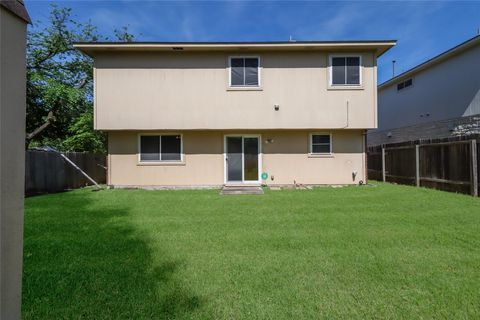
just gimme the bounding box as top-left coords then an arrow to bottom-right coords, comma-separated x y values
220,186 -> 264,195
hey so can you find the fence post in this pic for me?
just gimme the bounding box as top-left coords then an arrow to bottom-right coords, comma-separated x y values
471,140 -> 478,197
415,145 -> 420,187
382,146 -> 386,182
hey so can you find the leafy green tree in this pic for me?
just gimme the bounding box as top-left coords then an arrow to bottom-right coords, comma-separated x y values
26,5 -> 133,152
62,105 -> 106,153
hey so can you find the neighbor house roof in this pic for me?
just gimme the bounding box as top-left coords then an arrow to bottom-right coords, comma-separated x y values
378,35 -> 480,91
0,0 -> 31,23
73,40 -> 396,58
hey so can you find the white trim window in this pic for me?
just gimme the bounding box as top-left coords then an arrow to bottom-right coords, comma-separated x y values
310,133 -> 332,154
329,55 -> 361,86
229,56 -> 260,87
139,134 -> 183,162
397,78 -> 413,91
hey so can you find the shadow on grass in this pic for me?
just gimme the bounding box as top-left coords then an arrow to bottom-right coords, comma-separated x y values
22,190 -> 202,319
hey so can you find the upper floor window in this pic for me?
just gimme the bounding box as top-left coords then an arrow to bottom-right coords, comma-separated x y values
229,57 -> 260,87
330,56 -> 361,86
397,78 -> 413,91
310,133 -> 332,154
139,134 -> 183,162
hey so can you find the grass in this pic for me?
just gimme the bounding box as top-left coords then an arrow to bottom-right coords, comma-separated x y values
23,182 -> 480,319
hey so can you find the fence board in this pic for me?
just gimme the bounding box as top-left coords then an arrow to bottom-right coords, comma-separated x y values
472,140 -> 478,196
386,146 -> 416,186
478,140 -> 480,195
25,150 -> 106,196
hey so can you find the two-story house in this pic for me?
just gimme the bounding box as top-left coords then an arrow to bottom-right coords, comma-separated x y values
74,40 -> 395,188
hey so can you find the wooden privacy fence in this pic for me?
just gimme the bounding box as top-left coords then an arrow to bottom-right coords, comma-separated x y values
25,150 -> 107,196
368,136 -> 479,196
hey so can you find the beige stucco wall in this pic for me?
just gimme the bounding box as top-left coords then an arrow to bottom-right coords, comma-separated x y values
95,51 -> 377,130
0,7 -> 27,320
108,130 -> 366,186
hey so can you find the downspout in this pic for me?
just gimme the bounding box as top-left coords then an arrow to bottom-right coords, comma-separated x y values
343,100 -> 367,185
363,130 -> 368,185
341,99 -> 368,184
342,100 -> 350,128
106,132 -> 111,187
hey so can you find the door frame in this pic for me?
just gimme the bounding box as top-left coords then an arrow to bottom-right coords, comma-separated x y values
223,134 -> 262,185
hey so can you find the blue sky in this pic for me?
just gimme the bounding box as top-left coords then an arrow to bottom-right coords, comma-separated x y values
26,1 -> 480,83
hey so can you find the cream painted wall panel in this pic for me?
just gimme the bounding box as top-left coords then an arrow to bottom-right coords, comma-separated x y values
108,130 -> 365,186
262,130 -> 365,185
0,7 -> 27,319
95,51 -> 377,130
109,131 -> 225,186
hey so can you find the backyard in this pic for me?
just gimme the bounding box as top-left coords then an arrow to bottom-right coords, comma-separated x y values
23,182 -> 480,319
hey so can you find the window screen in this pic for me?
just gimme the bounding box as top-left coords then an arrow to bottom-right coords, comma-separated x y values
231,58 -> 245,86
140,136 -> 160,161
161,135 -> 181,161
311,134 -> 331,154
230,57 -> 259,86
140,135 -> 182,161
331,56 -> 360,85
332,57 -> 346,85
346,57 -> 360,84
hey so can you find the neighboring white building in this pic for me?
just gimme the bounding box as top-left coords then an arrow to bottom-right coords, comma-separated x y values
369,35 -> 480,146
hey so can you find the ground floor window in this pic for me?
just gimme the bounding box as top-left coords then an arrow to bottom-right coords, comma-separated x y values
310,133 -> 332,154
139,134 -> 182,162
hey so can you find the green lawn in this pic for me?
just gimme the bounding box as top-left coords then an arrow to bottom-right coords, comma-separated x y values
23,183 -> 480,319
